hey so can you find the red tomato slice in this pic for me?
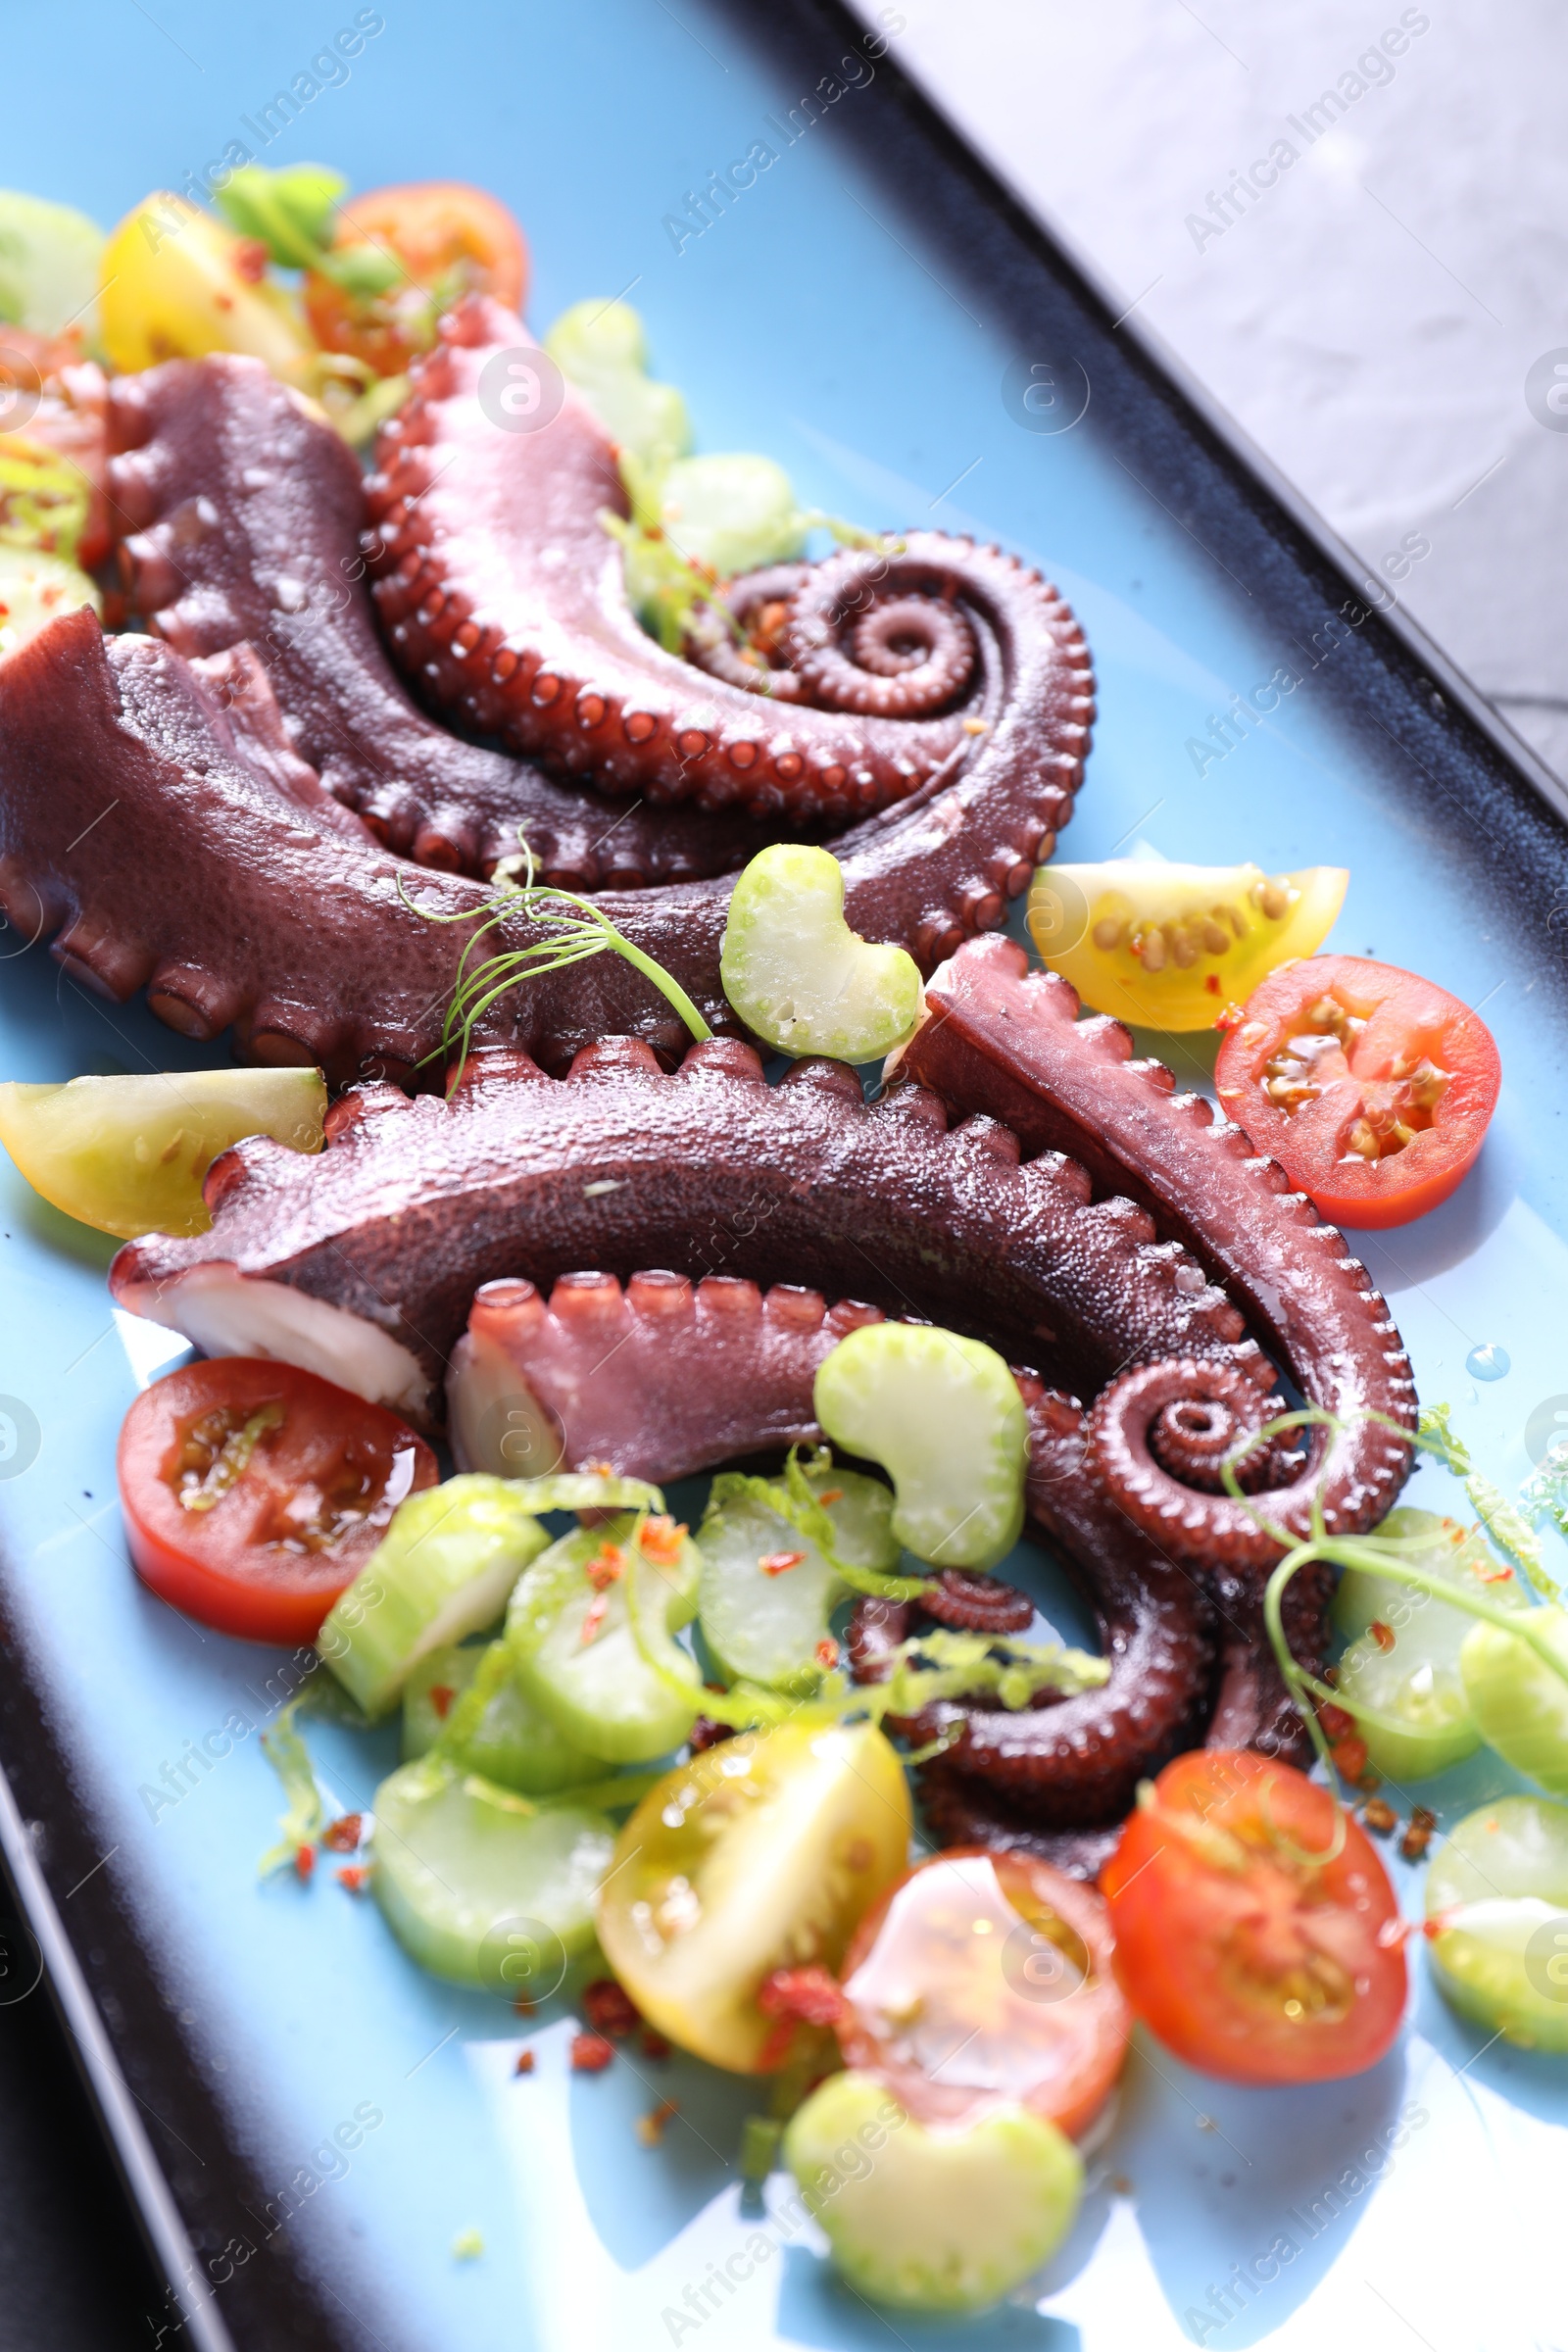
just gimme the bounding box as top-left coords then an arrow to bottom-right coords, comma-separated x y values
303,181 -> 528,376
118,1359 -> 437,1644
1214,954 -> 1499,1229
836,1846 -> 1131,2139
1102,1749 -> 1405,2084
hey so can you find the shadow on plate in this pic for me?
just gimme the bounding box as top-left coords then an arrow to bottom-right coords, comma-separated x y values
776,2243 -> 1081,2349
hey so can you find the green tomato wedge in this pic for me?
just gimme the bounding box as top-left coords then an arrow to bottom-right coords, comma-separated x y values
813,1322 -> 1027,1570
542,298 -> 691,468
698,1464 -> 897,1689
1333,1511 -> 1525,1781
319,1476 -> 550,1719
0,191 -> 105,336
1425,1795 -> 1568,2052
402,1642 -> 603,1795
783,2072 -> 1083,2313
370,1755 -> 613,1989
720,844 -> 923,1062
596,1718 -> 911,2071
506,1516 -> 702,1765
1461,1608 -> 1568,1794
0,1063 -> 322,1240
0,545 -> 101,663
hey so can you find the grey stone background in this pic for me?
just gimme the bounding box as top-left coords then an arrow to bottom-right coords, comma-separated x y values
866,0 -> 1568,776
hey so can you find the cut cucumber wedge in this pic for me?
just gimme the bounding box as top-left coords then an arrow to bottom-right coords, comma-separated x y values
698,1465 -> 897,1689
0,1063 -> 320,1241
371,1756 -> 613,1989
1460,1609 -> 1568,1795
783,2071 -> 1083,2313
720,844 -> 922,1062
402,1642 -> 603,1795
319,1476 -> 550,1719
1425,1795 -> 1568,2052
507,1515 -> 703,1764
813,1323 -> 1027,1570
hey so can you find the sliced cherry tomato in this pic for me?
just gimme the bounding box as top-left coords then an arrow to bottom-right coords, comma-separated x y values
1213,953 -> 1499,1229
303,182 -> 528,376
119,1359 -> 437,1644
1029,860 -> 1348,1032
837,1847 -> 1131,2139
1102,1749 -> 1405,2084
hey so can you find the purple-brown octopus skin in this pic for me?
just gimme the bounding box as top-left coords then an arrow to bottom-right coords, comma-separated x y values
107,349 -> 787,887
0,592 -> 1086,1080
363,298 -> 1087,824
108,1036 -> 1257,1428
899,934 -> 1418,1566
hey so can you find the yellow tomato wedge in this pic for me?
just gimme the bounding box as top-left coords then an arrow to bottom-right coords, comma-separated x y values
1027,860 -> 1348,1031
98,194 -> 312,380
0,1066 -> 325,1239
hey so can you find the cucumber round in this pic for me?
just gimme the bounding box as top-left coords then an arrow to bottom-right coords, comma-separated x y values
0,191 -> 105,337
1425,1795 -> 1568,2051
698,1466 -> 897,1688
371,1756 -> 612,1990
720,844 -> 922,1063
318,1476 -> 550,1719
506,1516 -> 702,1764
1461,1609 -> 1568,1794
402,1642 -> 602,1794
784,2071 -> 1082,2313
813,1322 -> 1027,1570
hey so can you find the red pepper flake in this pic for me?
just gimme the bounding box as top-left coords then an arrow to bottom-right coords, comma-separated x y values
1329,1735 -> 1368,1783
687,1715 -> 734,1753
294,1844 -> 316,1882
1212,1001 -> 1248,1032
1204,973 -> 1222,995
1423,1909 -> 1459,1940
584,1544 -> 625,1592
816,1488 -> 843,1506
1400,1806 -> 1438,1863
570,2032 -> 615,2074
428,1685 -> 456,1721
640,2027 -> 672,2061
513,1994 -> 537,2018
335,1864 -> 370,1894
636,2099 -> 680,2148
322,1813 -> 363,1851
1361,1797 -> 1397,1837
814,1638 -> 840,1669
1318,1700 -> 1353,1741
580,1592 -> 610,1644
1480,1563 -> 1515,1584
582,1979 -> 641,2039
639,1515 -> 688,1567
232,238 -> 269,283
1370,1620 -> 1396,1654
755,1961 -> 850,2075
514,2049 -> 536,2076
759,1550 -> 808,1578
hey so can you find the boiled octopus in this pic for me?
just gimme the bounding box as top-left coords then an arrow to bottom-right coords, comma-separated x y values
106,1031 -> 1386,1867
0,326 -> 1093,1075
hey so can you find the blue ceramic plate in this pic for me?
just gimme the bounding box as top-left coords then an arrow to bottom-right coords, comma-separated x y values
2,3 -> 1566,2346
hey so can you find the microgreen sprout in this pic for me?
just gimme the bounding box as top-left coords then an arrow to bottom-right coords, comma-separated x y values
399,840 -> 713,1076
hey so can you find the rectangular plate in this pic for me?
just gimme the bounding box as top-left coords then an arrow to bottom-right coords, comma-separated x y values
3,3 -> 1566,2346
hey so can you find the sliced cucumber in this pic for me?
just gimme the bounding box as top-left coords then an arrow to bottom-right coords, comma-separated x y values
402,1642 -> 603,1795
783,2072 -> 1083,2313
657,453 -> 806,580
506,1515 -> 702,1764
720,844 -> 922,1063
0,546 -> 100,665
1460,1609 -> 1568,1795
698,1464 -> 896,1689
1425,1795 -> 1568,2052
1334,1509 -> 1519,1640
318,1476 -> 550,1719
371,1755 -> 612,1989
0,191 -> 105,337
542,298 -> 691,468
813,1323 -> 1027,1571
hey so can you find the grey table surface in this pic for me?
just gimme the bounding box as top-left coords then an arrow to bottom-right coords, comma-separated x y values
6,3 -> 1565,2341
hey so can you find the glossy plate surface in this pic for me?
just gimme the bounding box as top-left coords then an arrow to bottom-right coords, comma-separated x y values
2,2 -> 1566,2346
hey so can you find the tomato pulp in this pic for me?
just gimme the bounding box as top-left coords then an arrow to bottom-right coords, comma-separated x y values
838,1847 -> 1131,2139
1102,1750 -> 1406,2084
119,1360 -> 437,1643
1214,954 -> 1499,1228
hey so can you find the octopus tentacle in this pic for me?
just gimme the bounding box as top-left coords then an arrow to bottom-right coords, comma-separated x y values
684,565 -> 810,700
899,934 -> 1417,1564
106,353 -> 786,886
363,298 -> 1068,823
781,549 -> 977,719
107,1036 -> 1255,1428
